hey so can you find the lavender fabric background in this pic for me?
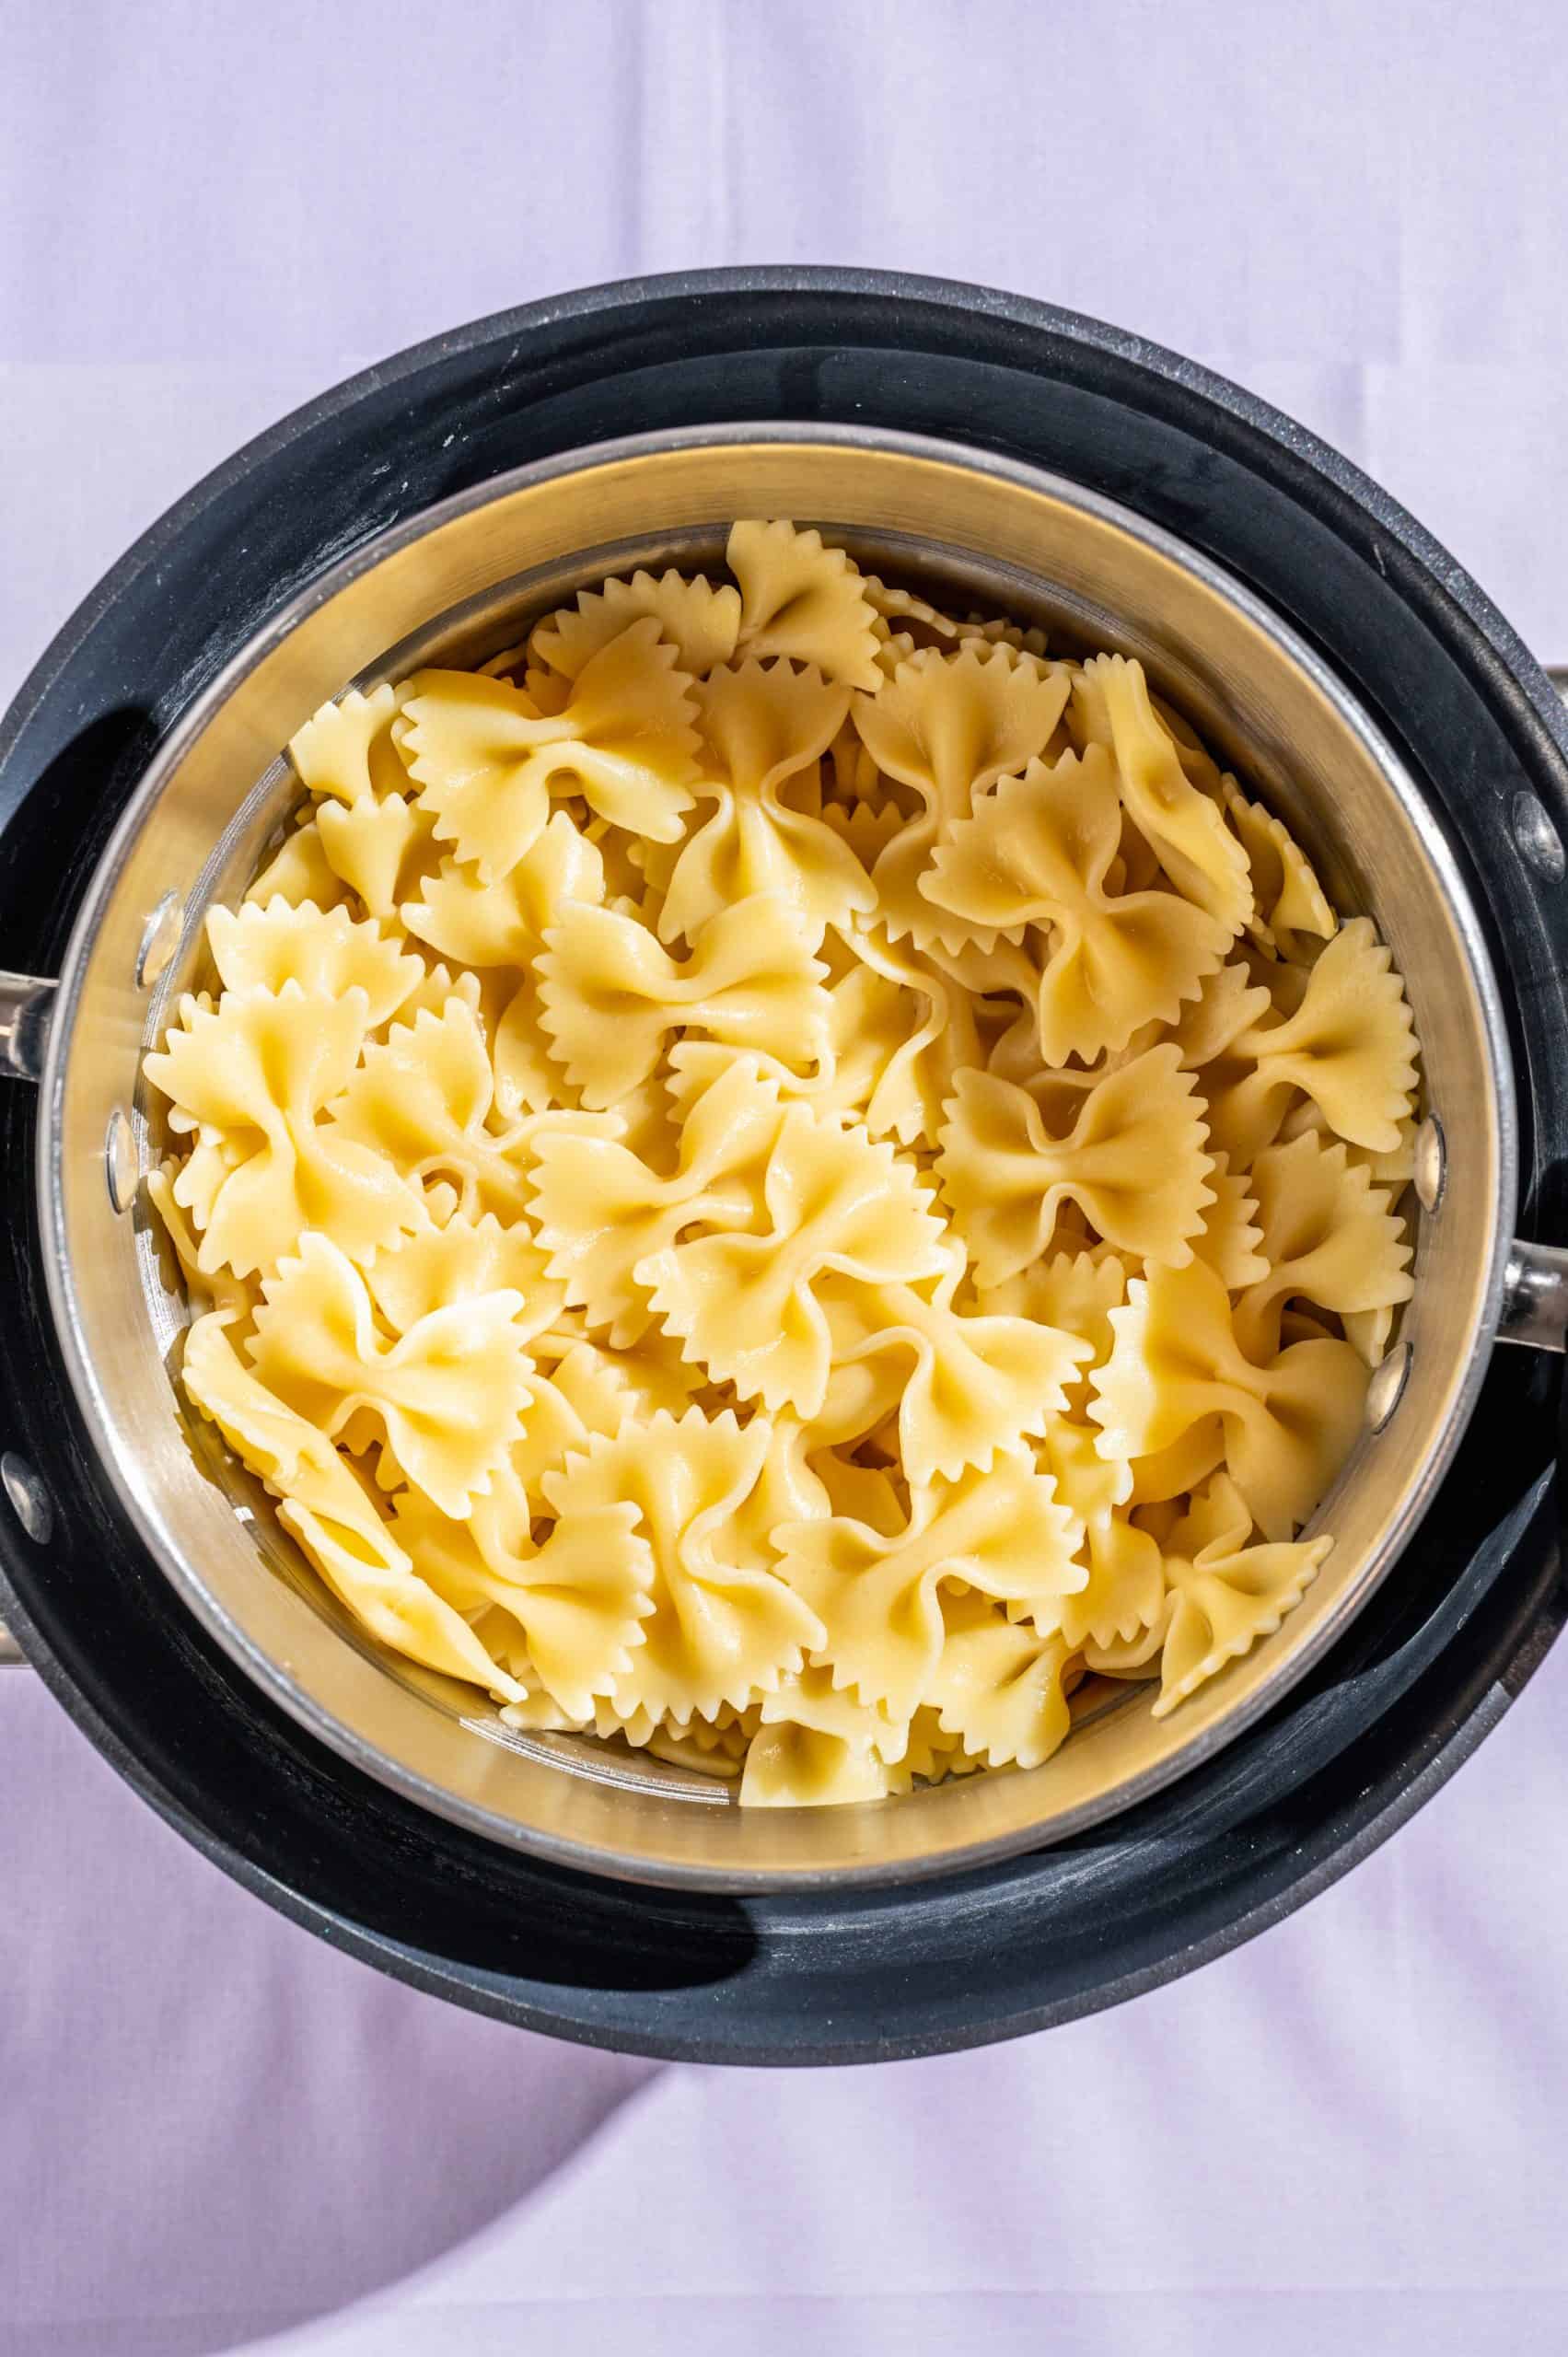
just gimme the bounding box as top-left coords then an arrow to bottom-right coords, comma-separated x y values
6,3 -> 1568,2349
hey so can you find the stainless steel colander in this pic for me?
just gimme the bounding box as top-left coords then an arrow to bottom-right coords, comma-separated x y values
4,421 -> 1562,1889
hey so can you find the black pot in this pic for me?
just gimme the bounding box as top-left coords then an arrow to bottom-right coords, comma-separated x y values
1,266 -> 1563,2065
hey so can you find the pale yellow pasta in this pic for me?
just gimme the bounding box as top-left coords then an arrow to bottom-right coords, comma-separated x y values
145,982 -> 424,1278
1203,916 -> 1419,1165
924,1592 -> 1077,1771
530,565 -> 742,682
248,816 -> 353,911
819,1260 -> 1087,1485
854,644 -> 1070,950
657,659 -> 871,946
181,1311 -> 527,1703
401,807 -> 605,970
637,1092 -> 951,1416
1220,777 -> 1338,961
1073,654 -> 1253,933
145,522 -> 1424,1805
1190,1153 -> 1270,1292
1090,1259 -> 1369,1542
324,996 -> 535,1223
1233,1130 -> 1414,1364
387,1482 -> 654,1722
539,892 -> 831,1109
205,898 -> 424,1023
529,1054 -> 788,1346
922,747 -> 1230,1062
404,620 -> 702,875
543,1409 -> 825,1722
775,1455 -> 1083,1720
1147,1472 -> 1333,1718
936,1048 -> 1214,1284
726,520 -> 883,688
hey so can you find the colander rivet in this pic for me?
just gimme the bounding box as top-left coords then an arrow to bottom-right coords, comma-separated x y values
1365,1341 -> 1411,1434
0,1452 -> 53,1545
1413,1115 -> 1446,1213
135,891 -> 185,988
1511,792 -> 1565,881
104,1108 -> 136,1213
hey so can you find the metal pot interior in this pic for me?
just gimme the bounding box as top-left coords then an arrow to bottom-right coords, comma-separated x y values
37,427 -> 1515,1889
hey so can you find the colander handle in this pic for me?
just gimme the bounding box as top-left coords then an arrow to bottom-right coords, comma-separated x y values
0,970 -> 53,1082
1,972 -> 57,1659
1499,1242 -> 1568,1350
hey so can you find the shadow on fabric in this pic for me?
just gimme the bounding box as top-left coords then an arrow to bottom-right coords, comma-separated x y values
0,1684 -> 663,2355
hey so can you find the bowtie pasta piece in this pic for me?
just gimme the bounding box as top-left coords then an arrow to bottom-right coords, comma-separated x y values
144,982 -> 424,1278
387,1485 -> 654,1722
205,896 -> 424,1026
923,1591 -> 1078,1772
637,1097 -> 951,1416
1036,1416 -> 1166,1652
286,683 -> 436,917
1204,917 -> 1419,1165
657,659 -> 873,945
543,1410 -> 826,1722
1151,1472 -> 1334,1717
1233,1130 -> 1414,1363
727,519 -> 883,689
821,1260 -> 1089,1486
1220,778 -> 1338,962
1163,958 -> 1274,1069
363,1210 -> 563,1341
936,1047 -> 1214,1286
146,1161 -> 256,1323
775,1456 -> 1084,1720
529,1055 -> 790,1344
1190,1153 -> 1270,1291
319,793 -> 434,921
921,747 -> 1231,1060
540,892 -> 831,1109
739,1724 -> 893,1806
1090,1259 -> 1368,1540
290,681 -> 412,807
853,644 -> 1071,950
800,925 -> 984,1147
975,1243 -> 1128,1423
1074,655 -> 1253,934
248,1232 -> 534,1518
249,817 -> 354,912
322,994 -> 535,1222
400,807 -> 605,970
182,1313 -> 525,1702
740,1664 -> 907,1807
404,619 -> 702,878
530,565 -> 742,682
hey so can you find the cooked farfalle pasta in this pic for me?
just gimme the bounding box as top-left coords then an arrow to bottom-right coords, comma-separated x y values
923,748 -> 1232,1062
145,518 -> 1423,1806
